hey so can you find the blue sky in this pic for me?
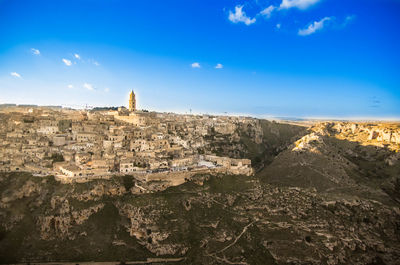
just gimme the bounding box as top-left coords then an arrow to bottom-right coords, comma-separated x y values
0,0 -> 399,119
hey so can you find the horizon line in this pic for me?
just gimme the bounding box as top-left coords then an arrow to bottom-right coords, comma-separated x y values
1,102 -> 400,122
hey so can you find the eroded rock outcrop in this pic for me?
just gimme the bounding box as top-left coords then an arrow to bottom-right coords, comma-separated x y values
116,201 -> 186,256
72,182 -> 126,201
1,180 -> 41,204
37,196 -> 104,240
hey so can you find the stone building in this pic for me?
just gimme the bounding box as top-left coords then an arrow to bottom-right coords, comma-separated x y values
129,90 -> 136,112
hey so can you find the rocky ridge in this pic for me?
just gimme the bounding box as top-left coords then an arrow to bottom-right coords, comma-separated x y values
0,121 -> 399,264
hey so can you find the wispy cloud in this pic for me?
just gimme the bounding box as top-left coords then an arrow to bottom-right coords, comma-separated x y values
298,17 -> 332,36
228,5 -> 256,26
343,15 -> 356,26
10,72 -> 21,78
67,84 -> 74,89
62,58 -> 72,66
83,83 -> 95,91
227,1 -> 352,36
74,53 -> 81,60
31,48 -> 40,55
191,62 -> 201,68
280,0 -> 320,10
104,87 -> 110,92
260,5 -> 275,18
87,59 -> 100,66
215,63 -> 223,69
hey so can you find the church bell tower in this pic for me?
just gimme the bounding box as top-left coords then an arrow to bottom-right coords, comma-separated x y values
129,90 -> 136,112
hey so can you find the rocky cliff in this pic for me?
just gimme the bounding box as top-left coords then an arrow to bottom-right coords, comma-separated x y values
0,121 -> 399,264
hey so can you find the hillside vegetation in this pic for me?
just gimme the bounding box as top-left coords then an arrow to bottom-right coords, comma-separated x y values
1,121 -> 400,264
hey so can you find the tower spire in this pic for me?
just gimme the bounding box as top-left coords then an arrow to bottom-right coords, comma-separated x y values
129,90 -> 136,112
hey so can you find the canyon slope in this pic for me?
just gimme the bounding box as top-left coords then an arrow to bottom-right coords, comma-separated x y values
0,120 -> 399,264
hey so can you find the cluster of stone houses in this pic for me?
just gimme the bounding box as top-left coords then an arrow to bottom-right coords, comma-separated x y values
0,106 -> 253,181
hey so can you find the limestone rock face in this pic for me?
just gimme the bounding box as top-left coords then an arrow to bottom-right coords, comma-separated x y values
71,204 -> 105,225
332,122 -> 400,147
392,132 -> 400,144
0,120 -> 400,264
1,165 -> 400,265
292,132 -> 323,152
37,196 -> 104,240
116,202 -> 186,256
1,180 -> 41,204
72,182 -> 126,201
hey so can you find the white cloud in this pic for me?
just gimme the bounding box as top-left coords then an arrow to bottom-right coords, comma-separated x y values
31,48 -> 40,55
62,58 -> 72,66
276,23 -> 282,29
260,5 -> 276,18
298,17 -> 332,36
74,53 -> 81,59
280,0 -> 320,10
83,83 -> 95,91
104,87 -> 110,92
228,5 -> 256,26
191,62 -> 201,68
67,84 -> 73,89
215,63 -> 223,69
10,72 -> 21,78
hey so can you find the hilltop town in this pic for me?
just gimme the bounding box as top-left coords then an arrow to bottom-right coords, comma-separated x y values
1,94 -> 400,264
1,94 -> 400,187
0,91 -> 255,189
